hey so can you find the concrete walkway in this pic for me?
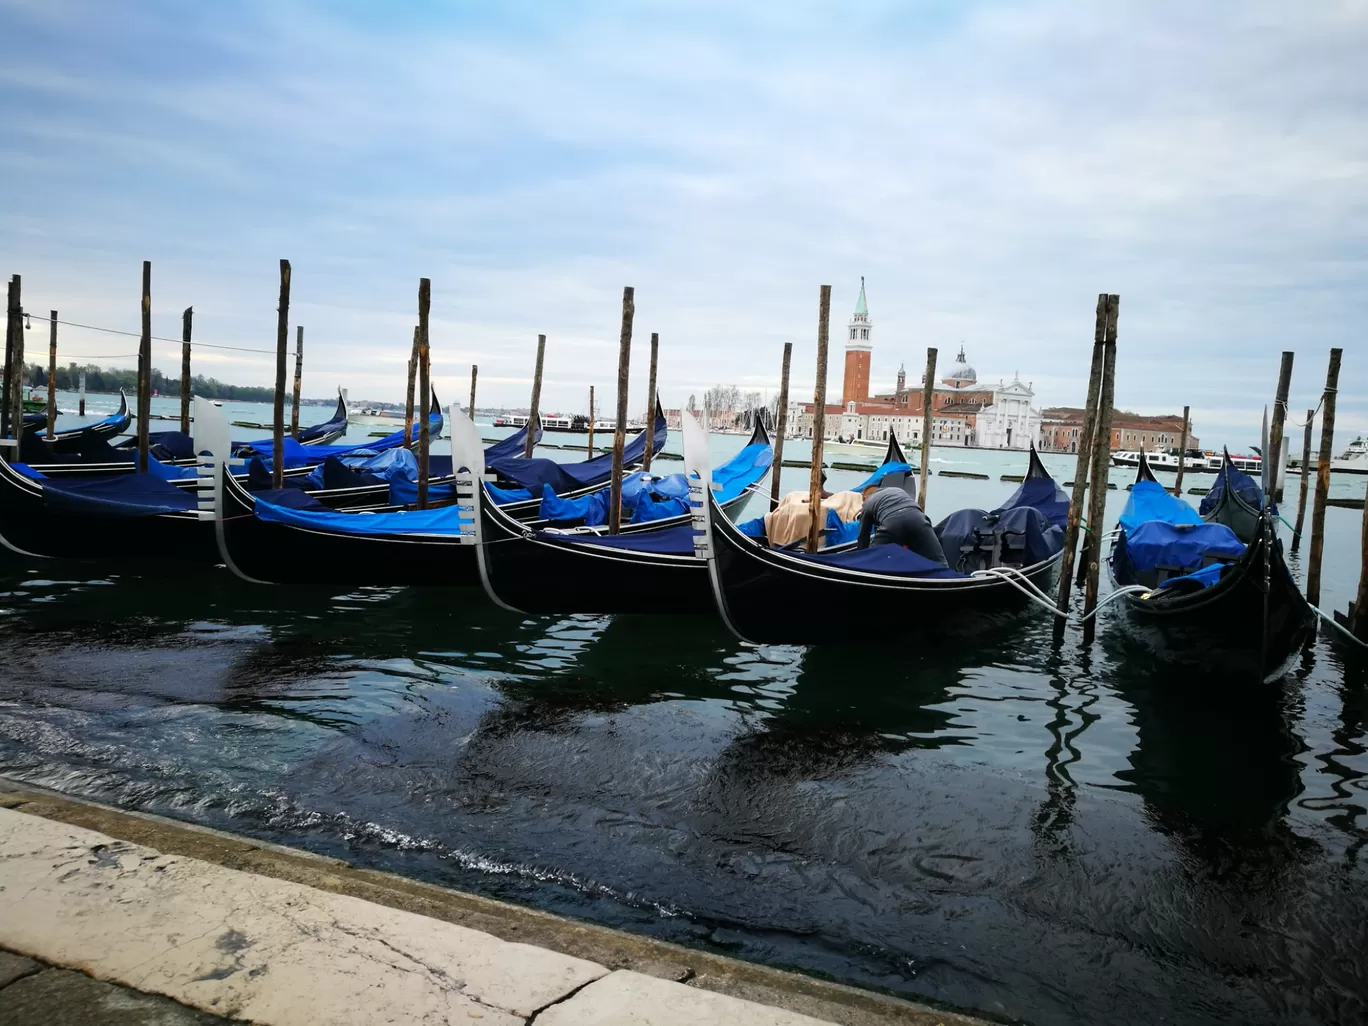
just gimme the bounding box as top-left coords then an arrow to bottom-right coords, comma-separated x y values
0,784 -> 986,1026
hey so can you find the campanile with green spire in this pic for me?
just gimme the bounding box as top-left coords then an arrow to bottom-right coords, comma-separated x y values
842,277 -> 873,404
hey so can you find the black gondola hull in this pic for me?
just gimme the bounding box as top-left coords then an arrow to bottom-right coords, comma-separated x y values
0,456 -> 216,563
217,466 -> 477,586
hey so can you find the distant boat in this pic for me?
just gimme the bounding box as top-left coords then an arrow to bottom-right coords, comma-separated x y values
1288,435 -> 1368,475
1111,448 -> 1262,475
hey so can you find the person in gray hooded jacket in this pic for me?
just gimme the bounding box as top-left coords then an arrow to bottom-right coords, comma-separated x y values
856,485 -> 948,566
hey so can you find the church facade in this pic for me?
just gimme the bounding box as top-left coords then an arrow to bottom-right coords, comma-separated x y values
790,281 -> 1042,450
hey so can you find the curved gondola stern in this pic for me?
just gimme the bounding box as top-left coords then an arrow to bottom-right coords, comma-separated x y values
197,396 -> 271,584
746,408 -> 770,448
1026,444 -> 1053,481
883,432 -> 908,467
450,402 -> 519,611
1135,449 -> 1159,485
683,409 -> 748,640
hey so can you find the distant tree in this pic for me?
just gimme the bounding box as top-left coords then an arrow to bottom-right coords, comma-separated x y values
23,362 -> 277,402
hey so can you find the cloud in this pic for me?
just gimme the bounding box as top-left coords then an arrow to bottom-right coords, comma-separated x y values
0,0 -> 1363,448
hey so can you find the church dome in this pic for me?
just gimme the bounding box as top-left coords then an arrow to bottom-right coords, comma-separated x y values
943,344 -> 976,385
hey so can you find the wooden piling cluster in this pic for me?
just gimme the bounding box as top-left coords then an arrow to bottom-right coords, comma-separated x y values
270,260 -> 291,488
525,334 -> 546,459
769,342 -> 792,511
468,365 -> 478,418
1267,351 -> 1294,501
416,278 -> 432,509
1291,409 -> 1314,554
404,328 -> 418,449
1305,348 -> 1342,607
44,310 -> 57,440
608,287 -> 634,535
918,348 -> 937,511
642,332 -> 659,473
806,285 -> 832,555
1079,295 -> 1120,633
1055,295 -> 1110,617
587,386 -> 595,459
290,326 -> 304,438
1,275 -> 16,440
136,261 -> 152,474
179,307 -> 193,436
1173,405 -> 1189,497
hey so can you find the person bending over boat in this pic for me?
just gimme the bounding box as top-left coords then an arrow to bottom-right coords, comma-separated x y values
857,485 -> 948,565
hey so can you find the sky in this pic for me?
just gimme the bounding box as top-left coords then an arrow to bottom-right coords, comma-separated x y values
0,0 -> 1364,450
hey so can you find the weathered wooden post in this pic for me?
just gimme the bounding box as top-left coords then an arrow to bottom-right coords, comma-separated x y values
805,285 -> 832,554
1055,295 -> 1109,615
1267,351 -> 1294,502
608,287 -> 635,535
1350,495 -> 1368,642
642,331 -> 659,472
1306,348 -> 1343,606
136,261 -> 152,474
290,325 -> 304,438
1291,409 -> 1314,554
524,333 -> 546,458
417,279 -> 432,509
587,386 -> 595,459
271,259 -> 291,489
769,341 -> 793,511
1,275 -> 15,439
403,326 -> 418,449
179,307 -> 193,436
1173,405 -> 1190,497
917,348 -> 937,512
78,370 -> 86,416
44,310 -> 57,440
1080,294 -> 1120,633
468,364 -> 478,417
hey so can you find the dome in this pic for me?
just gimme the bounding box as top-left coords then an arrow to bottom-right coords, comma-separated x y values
943,344 -> 976,385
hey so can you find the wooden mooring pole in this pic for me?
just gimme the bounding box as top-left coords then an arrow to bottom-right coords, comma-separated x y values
136,261 -> 152,474
1055,295 -> 1109,616
44,310 -> 57,440
1173,405 -> 1190,497
1305,348 -> 1343,607
608,287 -> 635,535
587,386 -> 595,459
525,333 -> 546,458
1291,409 -> 1314,554
468,364 -> 478,417
805,285 -> 832,554
403,327 -> 418,449
271,260 -> 291,489
179,307 -> 193,436
642,331 -> 659,472
1350,492 -> 1368,642
918,348 -> 937,511
1268,351 -> 1294,502
417,279 -> 431,509
1080,294 -> 1120,635
290,326 -> 304,438
769,341 -> 792,511
78,370 -> 86,416
1,275 -> 15,440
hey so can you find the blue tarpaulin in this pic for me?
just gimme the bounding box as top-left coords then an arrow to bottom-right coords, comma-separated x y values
853,461 -> 913,492
488,409 -> 668,495
813,544 -> 965,578
254,495 -> 472,536
1201,460 -> 1270,517
1120,480 -> 1203,533
532,523 -> 697,556
1121,520 -> 1246,574
40,471 -> 199,518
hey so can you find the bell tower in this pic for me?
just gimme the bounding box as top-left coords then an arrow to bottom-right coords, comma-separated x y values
842,277 -> 872,404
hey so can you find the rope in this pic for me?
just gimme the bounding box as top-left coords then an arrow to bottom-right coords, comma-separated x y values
971,567 -> 1068,616
1076,585 -> 1152,621
20,312 -> 297,357
1310,603 -> 1368,649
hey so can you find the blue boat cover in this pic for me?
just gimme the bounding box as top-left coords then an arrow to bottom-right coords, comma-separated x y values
239,410 -> 443,467
537,443 -> 769,527
936,506 -> 1063,571
532,523 -> 697,556
254,495 -> 472,536
993,473 -> 1071,527
812,544 -> 965,578
853,461 -> 913,492
41,471 -> 199,518
1157,562 -> 1227,590
1122,520 -> 1245,574
487,409 -> 668,495
1120,480 -> 1203,533
482,422 -> 539,464
1201,461 -> 1270,517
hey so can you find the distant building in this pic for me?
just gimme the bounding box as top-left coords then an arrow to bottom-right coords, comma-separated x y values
788,282 -> 1037,449
1039,408 -> 1198,453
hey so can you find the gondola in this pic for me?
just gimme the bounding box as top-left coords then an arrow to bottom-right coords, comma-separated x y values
689,413 -> 1071,645
1199,447 -> 1265,544
473,419 -> 773,614
19,390 -> 132,457
1106,452 -> 1314,680
214,406 -> 704,589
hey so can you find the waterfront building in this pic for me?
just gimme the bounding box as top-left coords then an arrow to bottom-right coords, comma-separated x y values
1039,408 -> 1198,453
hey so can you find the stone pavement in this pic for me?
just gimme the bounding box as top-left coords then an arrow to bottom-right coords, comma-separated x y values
0,784 -> 987,1026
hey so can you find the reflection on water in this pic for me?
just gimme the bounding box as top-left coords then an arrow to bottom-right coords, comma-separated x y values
2,540 -> 1367,1026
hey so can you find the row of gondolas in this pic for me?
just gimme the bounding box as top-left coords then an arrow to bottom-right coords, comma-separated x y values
0,391 -> 1316,679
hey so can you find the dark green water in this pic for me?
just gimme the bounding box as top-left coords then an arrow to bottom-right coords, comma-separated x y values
0,442 -> 1366,1025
